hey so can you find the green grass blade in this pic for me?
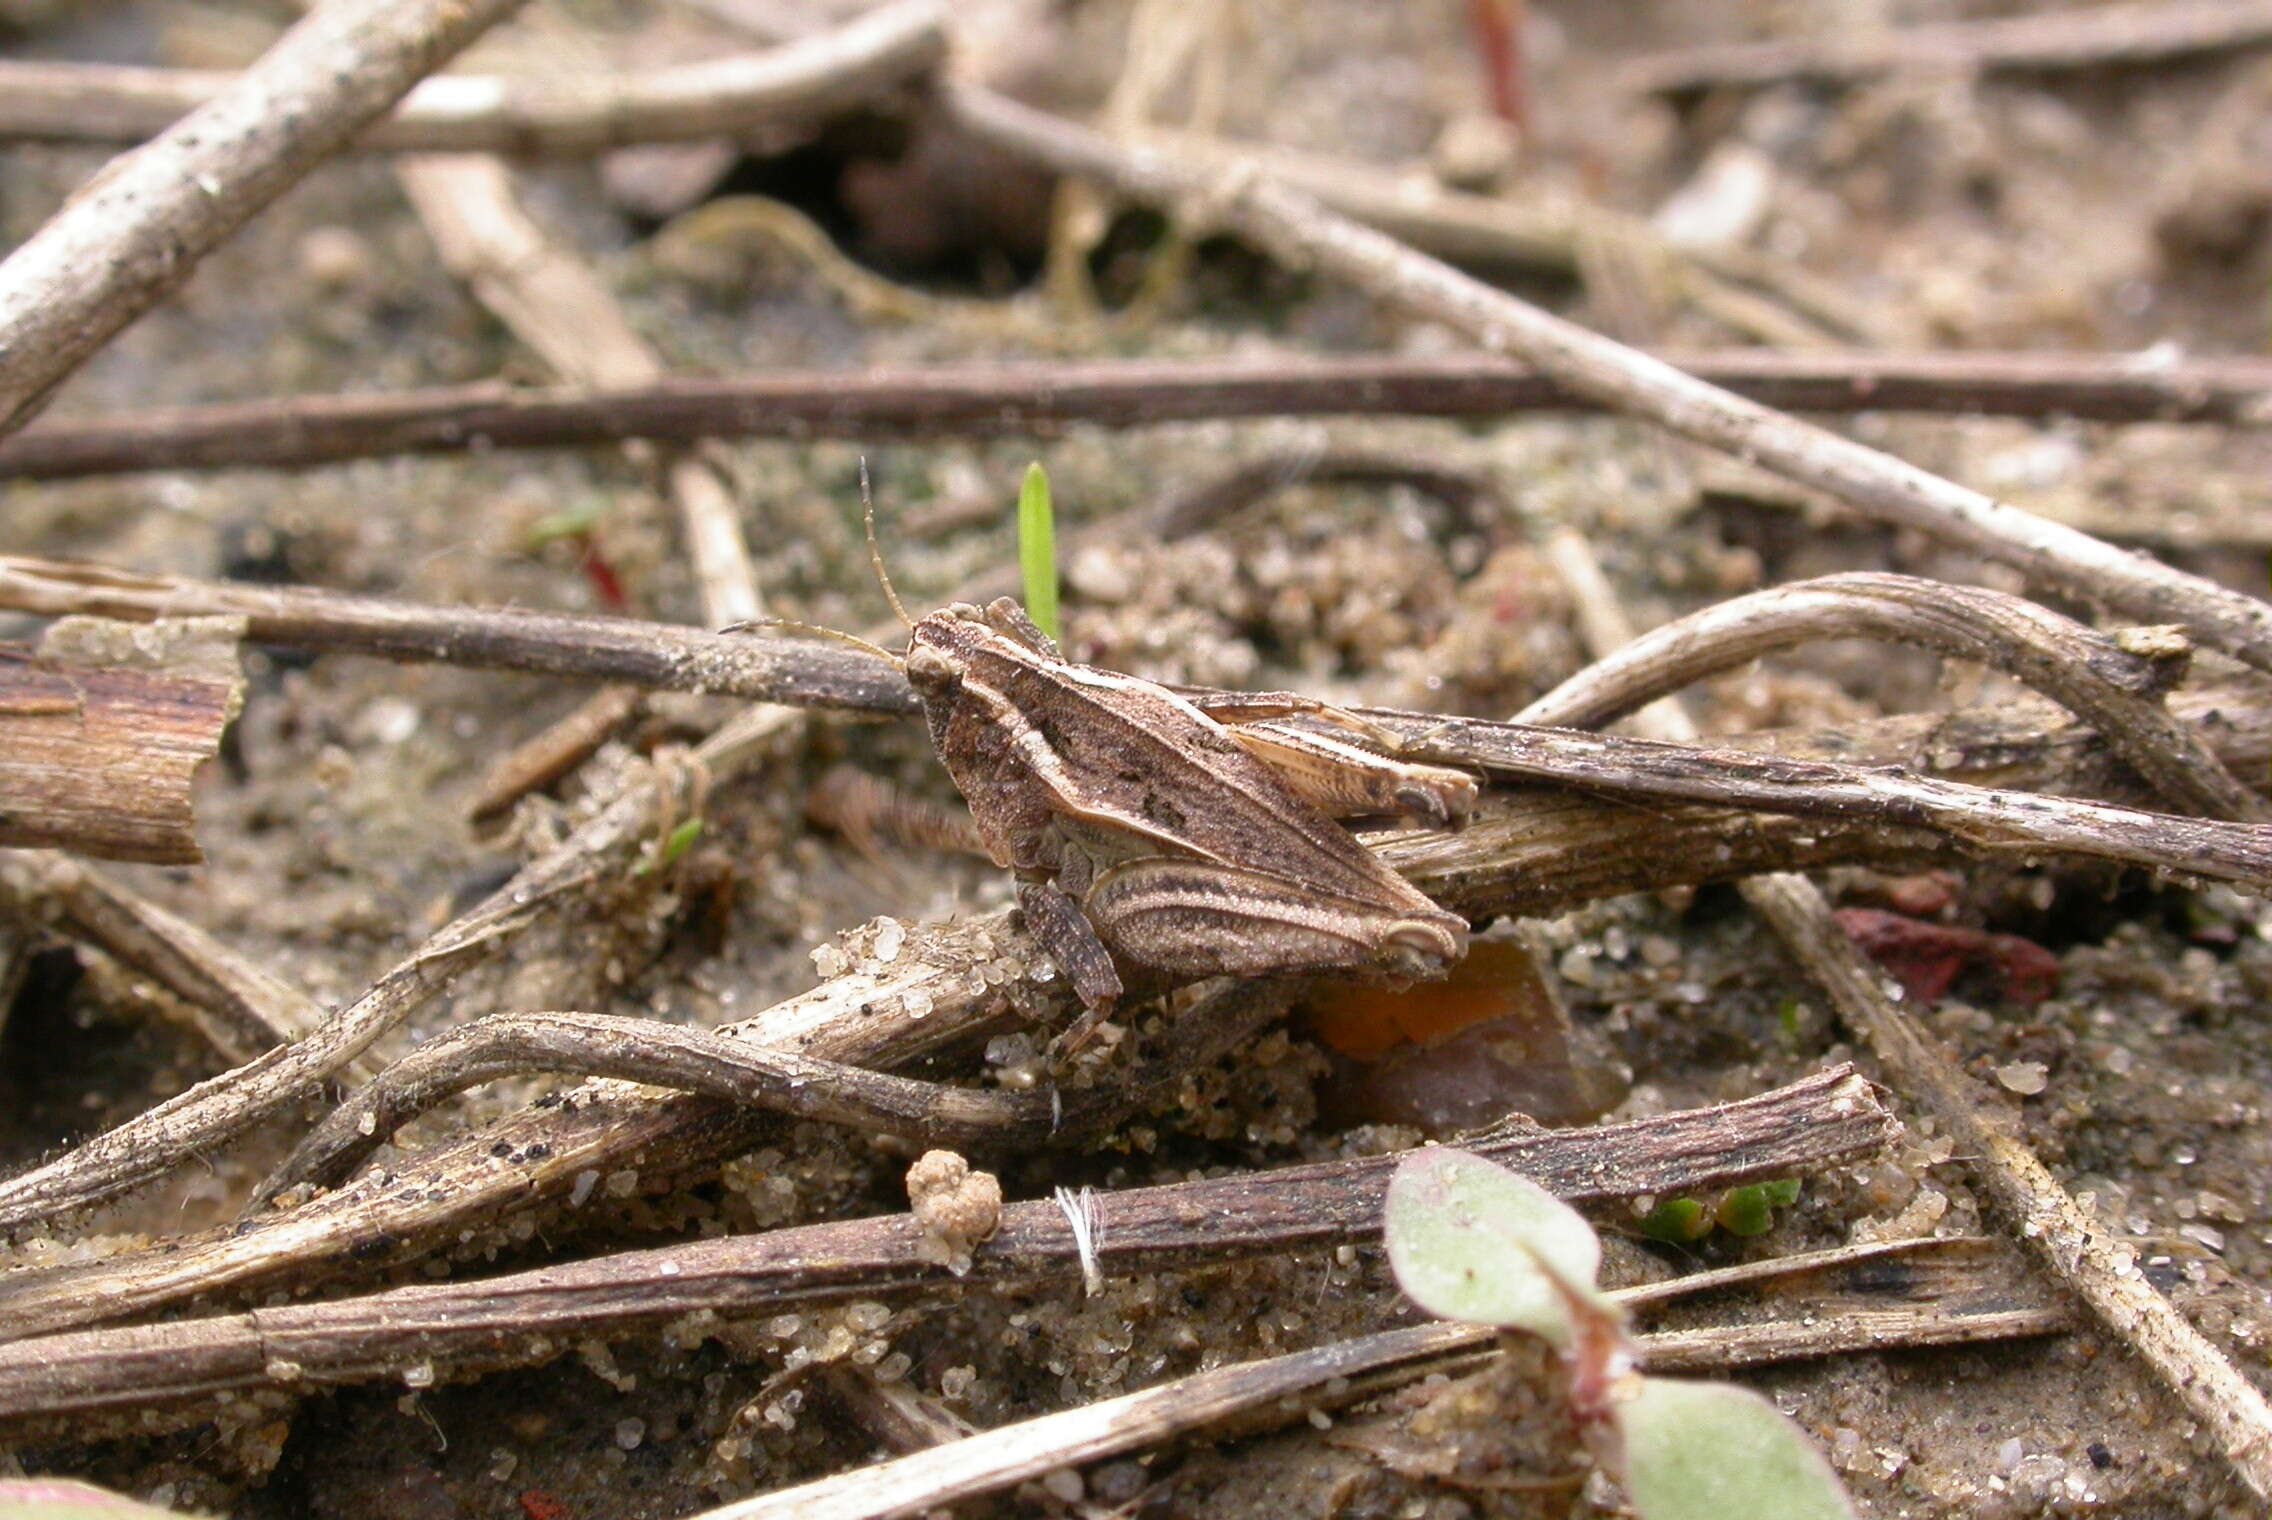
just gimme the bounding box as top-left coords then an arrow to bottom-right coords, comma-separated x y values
1017,461 -> 1060,642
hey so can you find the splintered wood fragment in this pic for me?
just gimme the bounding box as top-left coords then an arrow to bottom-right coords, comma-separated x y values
688,1236 -> 2053,1520
0,0 -> 946,154
9,349 -> 2265,480
943,84 -> 2272,680
0,635 -> 238,865
1618,0 -> 2272,96
0,0 -> 531,436
0,1067 -> 1892,1422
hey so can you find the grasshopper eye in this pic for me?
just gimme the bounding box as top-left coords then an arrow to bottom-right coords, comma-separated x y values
904,644 -> 960,697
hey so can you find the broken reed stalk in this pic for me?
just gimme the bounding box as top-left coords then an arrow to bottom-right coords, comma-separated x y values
1514,570 -> 2270,823
943,83 -> 2272,680
6,677 -> 2268,1342
0,0 -> 531,436
0,1067 -> 1892,1421
1533,530 -> 2272,1503
697,1231 -> 2054,1520
5,349 -> 2268,479
6,556 -> 2269,891
1617,0 -> 2272,96
0,646 -> 237,865
0,0 -> 946,155
0,705 -> 796,1233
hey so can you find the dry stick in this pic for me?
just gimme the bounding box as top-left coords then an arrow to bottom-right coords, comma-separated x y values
395,153 -> 762,626
0,704 -> 795,1234
1534,532 -> 2272,1501
256,980 -> 1294,1203
944,84 -> 2272,680
1131,126 -> 1885,348
1514,570 -> 2270,823
694,1234 -> 2056,1520
15,347 -> 2262,481
2,681 -> 2261,1342
1618,0 -> 2272,96
1759,872 -> 2272,1501
393,148 -> 766,815
0,1067 -> 1892,1420
5,558 -> 2268,889
0,557 -> 914,716
0,0 -> 531,436
0,854 -> 335,1067
0,907 -> 1028,1342
465,682 -> 648,826
0,1 -> 946,154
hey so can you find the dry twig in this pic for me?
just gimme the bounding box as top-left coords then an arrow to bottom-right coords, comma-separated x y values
1618,0 -> 2272,96
0,0 -> 945,155
0,0 -> 530,434
1759,872 -> 2272,1501
256,981 -> 1292,1203
5,350 -> 2265,481
394,153 -> 764,628
1516,570 -> 2268,822
944,84 -> 2272,679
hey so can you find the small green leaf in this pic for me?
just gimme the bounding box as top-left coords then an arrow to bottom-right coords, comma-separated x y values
1778,998 -> 1804,1046
526,503 -> 603,548
1717,1184 -> 1777,1237
659,818 -> 703,866
1620,1378 -> 1855,1520
635,818 -> 703,876
1639,1196 -> 1714,1244
1761,1178 -> 1802,1208
1017,462 -> 1060,643
1384,1147 -> 1608,1344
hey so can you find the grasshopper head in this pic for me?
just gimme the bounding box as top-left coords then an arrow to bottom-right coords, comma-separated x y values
904,609 -> 982,700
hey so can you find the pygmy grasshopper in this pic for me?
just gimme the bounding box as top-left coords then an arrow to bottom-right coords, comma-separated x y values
904,599 -> 1473,1042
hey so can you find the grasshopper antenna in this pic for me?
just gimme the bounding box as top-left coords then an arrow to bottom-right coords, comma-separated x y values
718,615 -> 903,667
862,457 -> 913,631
